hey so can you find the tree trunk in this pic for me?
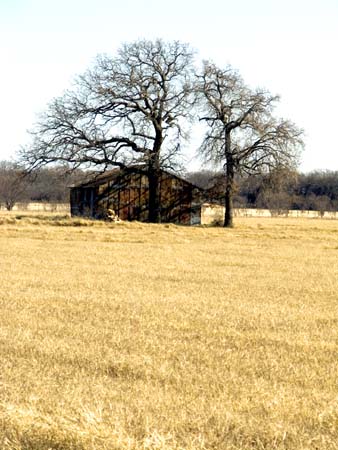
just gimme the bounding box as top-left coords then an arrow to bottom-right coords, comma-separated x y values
5,200 -> 14,211
148,168 -> 161,223
224,130 -> 234,227
148,130 -> 163,223
148,144 -> 161,223
224,163 -> 234,227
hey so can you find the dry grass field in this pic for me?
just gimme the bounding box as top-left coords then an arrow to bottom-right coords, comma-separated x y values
0,212 -> 337,449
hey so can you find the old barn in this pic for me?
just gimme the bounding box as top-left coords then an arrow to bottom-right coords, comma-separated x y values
70,168 -> 205,225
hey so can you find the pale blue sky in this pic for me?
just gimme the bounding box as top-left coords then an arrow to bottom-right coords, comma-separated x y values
1,0 -> 337,172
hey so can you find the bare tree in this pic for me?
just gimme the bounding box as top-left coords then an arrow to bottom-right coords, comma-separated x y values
0,161 -> 28,210
255,167 -> 298,213
197,62 -> 304,227
20,39 -> 196,222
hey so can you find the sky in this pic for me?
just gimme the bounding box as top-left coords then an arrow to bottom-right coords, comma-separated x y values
0,0 -> 337,173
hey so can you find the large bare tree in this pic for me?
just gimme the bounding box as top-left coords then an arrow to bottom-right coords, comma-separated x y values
20,39 -> 196,222
197,62 -> 304,227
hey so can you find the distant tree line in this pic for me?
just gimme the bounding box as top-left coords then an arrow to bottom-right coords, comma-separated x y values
1,160 -> 338,214
186,169 -> 338,214
0,161 -> 86,210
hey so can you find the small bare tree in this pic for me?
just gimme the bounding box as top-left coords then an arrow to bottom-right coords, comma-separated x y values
20,39 -> 196,222
0,161 -> 28,210
197,62 -> 304,227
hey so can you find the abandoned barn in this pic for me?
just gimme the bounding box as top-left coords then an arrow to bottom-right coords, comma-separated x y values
70,168 -> 205,225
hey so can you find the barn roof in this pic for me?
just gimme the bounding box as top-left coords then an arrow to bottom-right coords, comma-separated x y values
71,167 -> 205,191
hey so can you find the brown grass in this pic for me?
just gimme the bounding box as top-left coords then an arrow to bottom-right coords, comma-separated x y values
0,212 -> 337,449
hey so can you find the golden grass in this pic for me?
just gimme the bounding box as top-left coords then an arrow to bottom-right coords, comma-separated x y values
0,212 -> 337,449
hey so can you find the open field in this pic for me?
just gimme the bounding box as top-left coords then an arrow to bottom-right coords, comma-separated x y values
0,212 -> 337,449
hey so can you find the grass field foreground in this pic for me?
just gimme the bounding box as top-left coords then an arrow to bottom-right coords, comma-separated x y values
0,212 -> 337,449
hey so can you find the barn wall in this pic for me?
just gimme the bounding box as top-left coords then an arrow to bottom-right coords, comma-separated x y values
70,171 -> 204,224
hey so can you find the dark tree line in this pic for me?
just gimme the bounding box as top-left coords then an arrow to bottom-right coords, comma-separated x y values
0,162 -> 86,209
186,169 -> 338,213
2,162 -> 337,214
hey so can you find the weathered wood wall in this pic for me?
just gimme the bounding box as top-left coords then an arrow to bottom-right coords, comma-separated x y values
71,171 -> 203,225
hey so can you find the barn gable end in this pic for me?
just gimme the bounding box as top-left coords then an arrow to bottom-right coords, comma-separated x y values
70,168 -> 204,225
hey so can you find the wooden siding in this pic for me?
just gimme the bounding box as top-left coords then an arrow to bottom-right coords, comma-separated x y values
70,170 -> 203,225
